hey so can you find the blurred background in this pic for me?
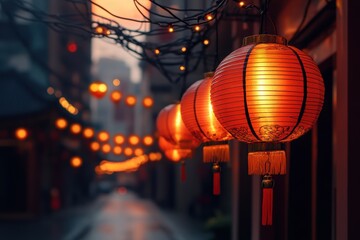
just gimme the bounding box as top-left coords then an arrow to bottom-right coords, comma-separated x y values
0,0 -> 358,240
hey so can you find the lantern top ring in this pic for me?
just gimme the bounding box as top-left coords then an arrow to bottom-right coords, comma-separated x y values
243,34 -> 287,46
203,72 -> 214,78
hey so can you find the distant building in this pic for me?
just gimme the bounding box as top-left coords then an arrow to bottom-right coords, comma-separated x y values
0,0 -> 93,217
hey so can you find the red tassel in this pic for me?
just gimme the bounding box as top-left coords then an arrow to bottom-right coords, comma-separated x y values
261,175 -> 274,226
262,188 -> 273,225
181,162 -> 186,182
213,172 -> 221,195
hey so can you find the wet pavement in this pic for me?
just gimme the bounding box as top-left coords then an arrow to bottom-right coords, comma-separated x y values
0,191 -> 212,240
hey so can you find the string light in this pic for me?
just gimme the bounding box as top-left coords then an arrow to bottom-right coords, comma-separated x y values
83,128 -> 94,138
239,1 -> 246,7
55,118 -> 68,129
168,25 -> 174,33
90,142 -> 100,151
203,39 -> 210,45
154,49 -> 160,55
112,79 -> 121,86
114,134 -> 125,145
194,25 -> 201,32
180,65 -> 186,71
102,143 -> 111,154
181,46 -> 187,53
70,156 -> 82,168
142,97 -> 154,108
70,123 -> 82,134
205,14 -> 213,21
15,128 -> 28,140
113,146 -> 122,155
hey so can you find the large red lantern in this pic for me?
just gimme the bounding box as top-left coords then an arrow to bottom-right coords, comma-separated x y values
181,72 -> 232,195
211,34 -> 324,225
211,34 -> 324,143
156,103 -> 200,182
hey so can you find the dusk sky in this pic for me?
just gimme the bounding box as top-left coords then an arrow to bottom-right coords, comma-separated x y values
92,0 -> 151,83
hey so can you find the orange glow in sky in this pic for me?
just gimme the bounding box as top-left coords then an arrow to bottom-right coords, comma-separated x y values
92,1 -> 151,83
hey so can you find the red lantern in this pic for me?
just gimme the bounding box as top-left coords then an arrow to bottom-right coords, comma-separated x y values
156,103 -> 200,182
110,90 -> 122,103
181,72 -> 233,195
89,80 -> 108,99
156,103 -> 200,149
211,34 -> 325,225
211,34 -> 324,143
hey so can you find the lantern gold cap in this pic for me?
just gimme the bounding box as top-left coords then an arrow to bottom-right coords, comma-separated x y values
204,72 -> 214,78
243,34 -> 287,46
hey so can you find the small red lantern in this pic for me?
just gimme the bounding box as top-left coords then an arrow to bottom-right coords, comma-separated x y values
89,80 -> 108,99
156,104 -> 200,182
181,72 -> 233,195
110,90 -> 122,103
156,103 -> 200,149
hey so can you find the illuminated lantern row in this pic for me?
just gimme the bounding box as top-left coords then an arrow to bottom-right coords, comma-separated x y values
156,103 -> 200,182
88,81 -> 154,108
181,72 -> 233,195
211,34 -> 325,225
54,119 -> 154,148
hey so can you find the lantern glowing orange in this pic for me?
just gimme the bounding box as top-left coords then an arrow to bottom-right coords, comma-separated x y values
97,131 -> 110,142
134,148 -> 144,156
83,127 -> 94,138
211,34 -> 325,225
128,135 -> 140,145
101,143 -> 111,154
124,147 -> 133,157
113,146 -> 122,155
70,156 -> 82,168
89,80 -> 108,99
55,118 -> 67,129
90,141 -> 100,151
143,135 -> 154,146
70,123 -> 82,134
142,97 -> 154,108
156,103 -> 200,182
15,128 -> 28,140
125,95 -> 137,106
156,103 -> 200,149
110,90 -> 122,103
211,34 -> 324,143
181,72 -> 233,195
112,78 -> 121,86
113,134 -> 125,145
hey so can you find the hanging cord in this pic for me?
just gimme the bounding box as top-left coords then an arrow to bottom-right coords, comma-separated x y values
289,0 -> 312,43
213,12 -> 220,71
179,52 -> 189,100
259,0 -> 269,34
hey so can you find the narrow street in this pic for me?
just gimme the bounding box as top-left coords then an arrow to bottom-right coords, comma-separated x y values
0,191 -> 212,240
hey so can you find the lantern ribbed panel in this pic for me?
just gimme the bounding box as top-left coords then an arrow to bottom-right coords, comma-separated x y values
156,103 -> 200,149
211,38 -> 324,142
181,76 -> 232,142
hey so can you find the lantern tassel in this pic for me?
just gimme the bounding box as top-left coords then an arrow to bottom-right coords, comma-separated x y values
181,161 -> 186,182
248,150 -> 286,175
212,163 -> 221,195
203,144 -> 230,163
261,174 -> 274,226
